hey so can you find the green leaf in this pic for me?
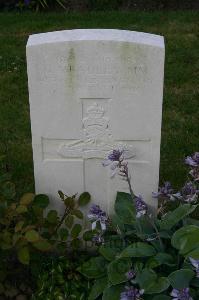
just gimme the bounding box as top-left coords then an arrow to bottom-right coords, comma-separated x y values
146,253 -> 175,268
115,192 -> 136,224
33,240 -> 52,251
71,224 -> 82,238
25,229 -> 40,243
171,225 -> 199,255
83,230 -> 94,241
1,181 -> 16,199
47,210 -> 58,224
78,257 -> 107,279
168,269 -> 194,289
78,192 -> 91,206
16,205 -> 28,214
102,284 -> 124,300
108,258 -> 132,285
72,209 -> 83,219
59,228 -> 68,241
20,193 -> 34,206
160,204 -> 197,230
88,277 -> 108,300
33,194 -> 49,209
99,245 -> 120,261
17,247 -> 30,265
136,268 -> 169,294
120,242 -> 156,258
65,215 -> 74,229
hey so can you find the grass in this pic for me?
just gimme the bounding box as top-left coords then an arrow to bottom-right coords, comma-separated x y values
0,11 -> 198,196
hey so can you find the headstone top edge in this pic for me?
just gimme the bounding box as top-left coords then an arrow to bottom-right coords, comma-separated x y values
26,29 -> 164,48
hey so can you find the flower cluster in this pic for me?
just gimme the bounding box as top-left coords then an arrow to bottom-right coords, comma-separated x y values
135,195 -> 147,218
120,286 -> 144,300
125,269 -> 136,280
180,182 -> 199,203
88,204 -> 109,231
171,288 -> 193,300
152,181 -> 174,199
185,152 -> 199,182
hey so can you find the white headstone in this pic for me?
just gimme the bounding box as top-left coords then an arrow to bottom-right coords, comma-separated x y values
26,29 -> 165,213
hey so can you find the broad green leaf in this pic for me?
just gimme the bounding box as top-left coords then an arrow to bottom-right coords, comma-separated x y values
120,242 -> 156,258
114,192 -> 136,224
187,247 -> 199,259
33,194 -> 49,209
99,245 -> 121,261
78,257 -> 107,279
168,269 -> 194,289
145,277 -> 170,294
102,284 -> 124,300
65,215 -> 74,229
108,258 -> 132,285
47,210 -> 58,224
33,240 -> 52,251
146,253 -> 175,268
25,229 -> 40,243
71,224 -> 82,238
88,277 -> 108,300
59,228 -> 68,241
171,225 -> 199,255
160,204 -> 197,230
20,193 -> 34,206
72,209 -> 83,219
17,247 -> 30,265
78,192 -> 91,206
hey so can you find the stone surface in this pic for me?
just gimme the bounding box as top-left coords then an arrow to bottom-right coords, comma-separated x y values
26,29 -> 165,213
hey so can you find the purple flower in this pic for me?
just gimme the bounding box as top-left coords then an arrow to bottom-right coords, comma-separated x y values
171,288 -> 193,300
189,257 -> 199,278
120,286 -> 144,300
181,182 -> 199,203
88,204 -> 108,231
152,181 -> 173,198
125,270 -> 136,280
135,195 -> 147,218
102,146 -> 134,178
185,152 -> 199,167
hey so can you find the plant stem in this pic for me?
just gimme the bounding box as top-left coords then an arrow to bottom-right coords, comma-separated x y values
51,207 -> 70,236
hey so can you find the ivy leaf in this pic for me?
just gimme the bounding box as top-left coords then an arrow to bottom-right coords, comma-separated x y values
108,258 -> 132,285
88,277 -> 108,300
17,247 -> 30,265
78,192 -> 91,206
120,242 -> 156,258
33,194 -> 49,209
25,229 -> 40,243
168,269 -> 195,289
114,192 -> 136,224
71,224 -> 82,238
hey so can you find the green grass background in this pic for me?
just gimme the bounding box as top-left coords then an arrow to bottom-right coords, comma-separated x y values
0,11 -> 198,196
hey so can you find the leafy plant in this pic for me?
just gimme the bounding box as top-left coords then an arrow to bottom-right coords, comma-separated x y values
32,254 -> 92,300
0,159 -> 91,298
79,150 -> 199,299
